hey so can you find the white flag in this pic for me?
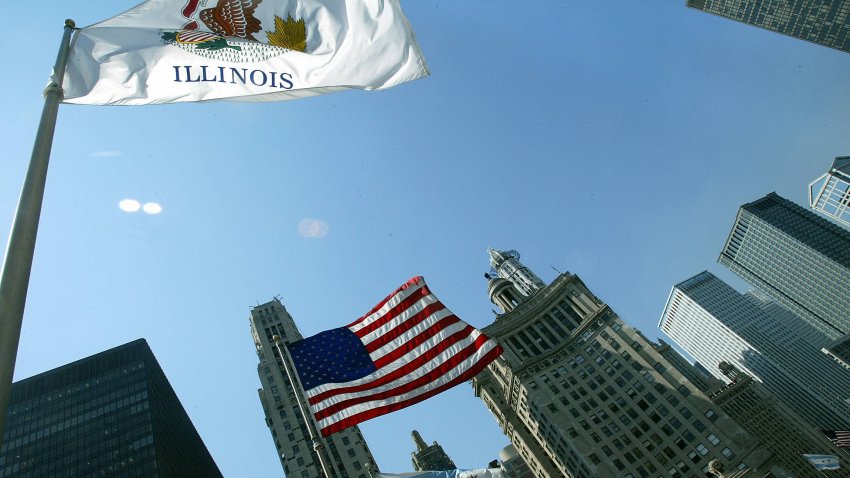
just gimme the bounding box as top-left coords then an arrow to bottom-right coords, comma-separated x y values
803,454 -> 841,471
62,0 -> 429,105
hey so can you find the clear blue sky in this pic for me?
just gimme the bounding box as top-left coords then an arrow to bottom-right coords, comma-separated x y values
1,1 -> 849,476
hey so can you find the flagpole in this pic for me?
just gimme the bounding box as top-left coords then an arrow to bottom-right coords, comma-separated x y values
272,335 -> 338,478
0,19 -> 76,446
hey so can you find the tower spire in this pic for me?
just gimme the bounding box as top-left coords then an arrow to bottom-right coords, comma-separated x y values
487,247 -> 545,297
411,430 -> 427,452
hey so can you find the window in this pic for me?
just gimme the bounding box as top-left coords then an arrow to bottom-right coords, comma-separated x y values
704,409 -> 717,422
722,448 -> 735,459
708,434 -> 720,445
696,444 -> 709,455
693,419 -> 706,432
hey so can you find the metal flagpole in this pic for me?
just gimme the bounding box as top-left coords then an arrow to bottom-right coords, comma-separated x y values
0,19 -> 76,446
272,335 -> 339,478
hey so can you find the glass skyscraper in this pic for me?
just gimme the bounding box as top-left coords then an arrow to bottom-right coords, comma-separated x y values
0,339 -> 222,477
809,156 -> 850,228
718,192 -> 850,340
659,271 -> 850,430
686,0 -> 850,53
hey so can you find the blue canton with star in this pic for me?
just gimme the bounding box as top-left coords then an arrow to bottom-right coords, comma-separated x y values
289,327 -> 377,391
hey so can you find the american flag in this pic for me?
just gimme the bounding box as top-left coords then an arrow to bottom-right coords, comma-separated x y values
288,276 -> 502,436
823,430 -> 850,448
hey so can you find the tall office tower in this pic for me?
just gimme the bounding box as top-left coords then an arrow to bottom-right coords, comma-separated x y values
472,249 -> 780,478
659,271 -> 850,430
718,192 -> 850,340
410,430 -> 456,471
0,339 -> 222,477
249,299 -> 379,478
810,156 -> 850,228
686,0 -> 850,53
708,362 -> 850,476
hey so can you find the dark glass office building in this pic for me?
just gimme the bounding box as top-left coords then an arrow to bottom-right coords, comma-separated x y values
687,0 -> 850,53
719,192 -> 850,340
0,339 -> 222,477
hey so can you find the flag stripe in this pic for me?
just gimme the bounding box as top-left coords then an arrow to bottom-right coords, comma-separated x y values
352,284 -> 433,338
316,340 -> 500,431
372,314 -> 461,369
289,276 -> 502,437
367,307 -> 456,364
347,277 -> 427,330
307,324 -> 478,405
363,301 -> 447,353
303,317 -> 467,399
318,345 -> 503,436
318,339 -> 501,429
312,333 -> 492,420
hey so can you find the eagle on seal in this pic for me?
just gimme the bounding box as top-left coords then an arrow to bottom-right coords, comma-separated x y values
200,0 -> 264,41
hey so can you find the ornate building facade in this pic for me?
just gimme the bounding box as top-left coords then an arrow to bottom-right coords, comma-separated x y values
249,299 -> 379,478
472,249 -> 780,477
707,363 -> 850,477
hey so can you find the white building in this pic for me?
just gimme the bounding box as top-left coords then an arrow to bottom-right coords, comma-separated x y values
659,271 -> 850,431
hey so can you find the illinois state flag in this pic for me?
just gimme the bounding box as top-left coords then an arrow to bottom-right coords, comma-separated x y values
288,277 -> 502,436
62,0 -> 429,105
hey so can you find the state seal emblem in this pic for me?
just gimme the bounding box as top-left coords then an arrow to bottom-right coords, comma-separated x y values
162,0 -> 307,62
